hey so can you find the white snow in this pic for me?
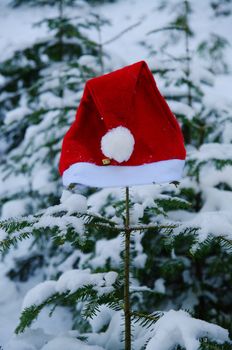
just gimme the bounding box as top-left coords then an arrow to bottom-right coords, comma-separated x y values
131,203 -> 144,224
87,311 -> 124,350
60,189 -> 72,204
199,164 -> 232,189
1,199 -> 30,219
41,336 -> 104,350
0,228 -> 7,240
145,309 -> 229,350
177,210 -> 232,243
89,305 -> 115,333
0,276 -> 18,304
56,269 -> 118,295
154,278 -> 166,294
222,122 -> 232,144
90,236 -> 122,268
0,172 -> 28,198
60,191 -> 87,214
88,187 -> 124,213
168,101 -> 196,120
32,167 -> 56,195
201,187 -> 232,212
0,269 -> 73,347
45,191 -> 88,216
22,281 -> 56,309
79,55 -> 101,72
189,143 -> 232,162
4,106 -> 31,125
0,0 -> 55,62
7,340 -> 37,350
101,126 -> 135,163
34,215 -> 84,235
7,328 -> 52,350
104,271 -> 118,287
22,269 -> 118,309
133,253 -> 147,269
131,231 -> 147,268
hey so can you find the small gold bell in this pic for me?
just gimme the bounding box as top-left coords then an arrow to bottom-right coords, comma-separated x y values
102,158 -> 111,165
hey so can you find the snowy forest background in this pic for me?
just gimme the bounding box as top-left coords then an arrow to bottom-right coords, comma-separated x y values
0,0 -> 232,349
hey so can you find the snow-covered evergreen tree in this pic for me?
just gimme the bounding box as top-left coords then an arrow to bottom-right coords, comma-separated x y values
0,0 -> 109,218
0,0 -> 114,314
141,0 -> 232,333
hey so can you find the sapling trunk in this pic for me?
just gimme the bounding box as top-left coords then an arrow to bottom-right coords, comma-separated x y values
124,186 -> 131,350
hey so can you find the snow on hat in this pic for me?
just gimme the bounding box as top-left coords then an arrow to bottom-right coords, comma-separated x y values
59,60 -> 186,188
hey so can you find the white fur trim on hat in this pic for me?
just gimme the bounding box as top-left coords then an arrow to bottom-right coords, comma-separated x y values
101,126 -> 135,163
62,159 -> 185,188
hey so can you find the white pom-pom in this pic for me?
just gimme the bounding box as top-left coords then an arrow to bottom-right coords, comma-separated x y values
101,126 -> 135,163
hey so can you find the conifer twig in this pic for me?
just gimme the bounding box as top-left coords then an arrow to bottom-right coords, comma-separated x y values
86,222 -> 178,232
103,20 -> 143,45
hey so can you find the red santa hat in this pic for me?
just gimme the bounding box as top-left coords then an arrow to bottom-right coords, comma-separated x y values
59,60 -> 186,188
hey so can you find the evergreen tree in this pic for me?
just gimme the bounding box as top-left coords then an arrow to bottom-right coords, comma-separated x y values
141,0 -> 232,333
0,0 -> 110,282
1,186 -> 231,349
0,0 -> 107,217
